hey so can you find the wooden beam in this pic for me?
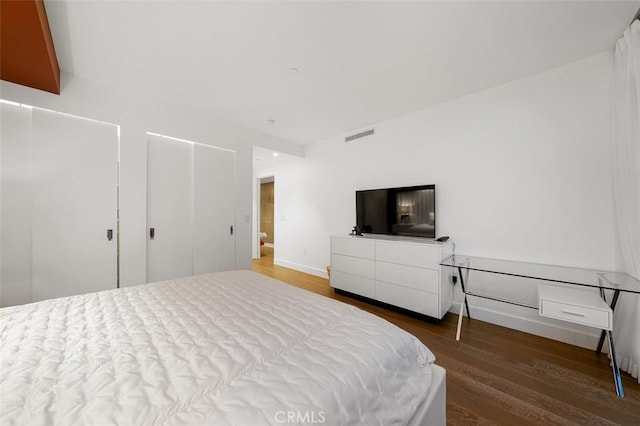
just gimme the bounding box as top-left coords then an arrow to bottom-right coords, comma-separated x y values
1,0 -> 60,94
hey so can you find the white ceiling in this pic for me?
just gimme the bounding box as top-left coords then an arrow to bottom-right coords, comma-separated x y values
253,145 -> 291,173
45,1 -> 639,146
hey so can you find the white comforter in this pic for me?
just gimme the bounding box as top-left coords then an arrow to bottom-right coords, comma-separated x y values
0,270 -> 435,425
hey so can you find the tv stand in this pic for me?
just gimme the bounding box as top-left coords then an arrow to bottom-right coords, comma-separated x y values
330,235 -> 454,320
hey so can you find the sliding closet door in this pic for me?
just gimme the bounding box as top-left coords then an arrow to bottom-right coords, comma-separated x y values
0,103 -> 33,307
193,145 -> 236,274
31,109 -> 118,301
146,134 -> 194,283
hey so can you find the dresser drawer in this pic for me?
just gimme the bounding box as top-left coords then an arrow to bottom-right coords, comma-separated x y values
331,236 -> 375,259
376,261 -> 439,293
538,284 -> 612,331
331,254 -> 375,279
375,281 -> 439,317
330,271 -> 375,299
375,241 -> 439,269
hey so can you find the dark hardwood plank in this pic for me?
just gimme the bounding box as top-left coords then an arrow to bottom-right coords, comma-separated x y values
252,250 -> 640,425
448,402 -> 495,426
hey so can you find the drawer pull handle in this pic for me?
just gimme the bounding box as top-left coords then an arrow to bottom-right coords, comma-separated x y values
561,310 -> 585,317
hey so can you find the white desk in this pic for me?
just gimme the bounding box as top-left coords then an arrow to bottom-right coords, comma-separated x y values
440,255 -> 640,398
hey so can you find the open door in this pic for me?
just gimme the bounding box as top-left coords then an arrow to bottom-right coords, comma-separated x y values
259,176 -> 274,261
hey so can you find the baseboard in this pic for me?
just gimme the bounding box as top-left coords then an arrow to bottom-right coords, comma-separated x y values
274,258 -> 328,279
450,301 -> 604,352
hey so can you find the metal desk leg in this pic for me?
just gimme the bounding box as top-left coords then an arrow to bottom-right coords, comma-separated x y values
597,288 -> 624,397
456,292 -> 466,341
597,289 -> 620,353
606,329 -> 625,398
457,266 -> 471,318
455,266 -> 470,341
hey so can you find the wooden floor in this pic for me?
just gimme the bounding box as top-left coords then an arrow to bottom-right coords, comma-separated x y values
253,247 -> 640,425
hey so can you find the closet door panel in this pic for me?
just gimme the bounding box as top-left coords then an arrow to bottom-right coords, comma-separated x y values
31,109 -> 118,301
146,135 -> 193,282
0,103 -> 33,307
193,145 -> 236,274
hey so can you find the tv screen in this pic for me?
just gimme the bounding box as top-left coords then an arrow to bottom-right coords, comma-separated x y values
356,184 -> 436,238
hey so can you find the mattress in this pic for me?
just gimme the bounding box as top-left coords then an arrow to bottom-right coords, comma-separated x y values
0,270 -> 436,425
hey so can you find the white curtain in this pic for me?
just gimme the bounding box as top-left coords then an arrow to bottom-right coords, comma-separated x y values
611,20 -> 640,384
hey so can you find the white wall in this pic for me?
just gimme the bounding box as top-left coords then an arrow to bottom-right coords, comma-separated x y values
1,74 -> 304,290
262,52 -> 618,348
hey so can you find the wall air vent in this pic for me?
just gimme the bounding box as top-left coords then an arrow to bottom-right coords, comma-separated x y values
345,128 -> 375,142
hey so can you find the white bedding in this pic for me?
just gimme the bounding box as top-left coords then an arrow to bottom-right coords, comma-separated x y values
0,270 -> 436,425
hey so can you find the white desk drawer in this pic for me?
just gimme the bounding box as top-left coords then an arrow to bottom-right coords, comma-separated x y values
331,254 -> 375,279
538,284 -> 612,330
376,261 -> 439,293
540,300 -> 612,330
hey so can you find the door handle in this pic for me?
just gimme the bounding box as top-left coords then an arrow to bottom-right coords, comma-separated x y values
107,229 -> 113,241
561,310 -> 585,317
150,227 -> 155,240
230,225 -> 234,236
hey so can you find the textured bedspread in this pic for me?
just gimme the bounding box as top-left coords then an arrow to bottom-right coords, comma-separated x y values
0,270 -> 435,425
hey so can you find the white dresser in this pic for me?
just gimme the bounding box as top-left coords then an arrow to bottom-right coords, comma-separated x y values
330,235 -> 454,320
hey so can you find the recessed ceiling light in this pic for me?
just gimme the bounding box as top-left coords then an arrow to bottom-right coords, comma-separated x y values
273,153 -> 279,157
267,119 -> 276,125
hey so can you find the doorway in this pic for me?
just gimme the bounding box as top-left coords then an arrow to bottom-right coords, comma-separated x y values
259,176 -> 274,262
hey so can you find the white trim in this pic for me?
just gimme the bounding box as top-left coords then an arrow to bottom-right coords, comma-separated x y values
146,131 -> 236,153
274,258 -> 328,279
253,177 -> 261,259
0,99 -> 31,109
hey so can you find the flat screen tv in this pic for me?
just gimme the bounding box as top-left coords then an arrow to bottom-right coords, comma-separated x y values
356,184 -> 436,238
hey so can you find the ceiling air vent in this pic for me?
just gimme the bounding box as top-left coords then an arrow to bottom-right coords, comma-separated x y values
345,128 -> 374,142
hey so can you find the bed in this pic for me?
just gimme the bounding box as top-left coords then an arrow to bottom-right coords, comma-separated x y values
0,270 -> 445,425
